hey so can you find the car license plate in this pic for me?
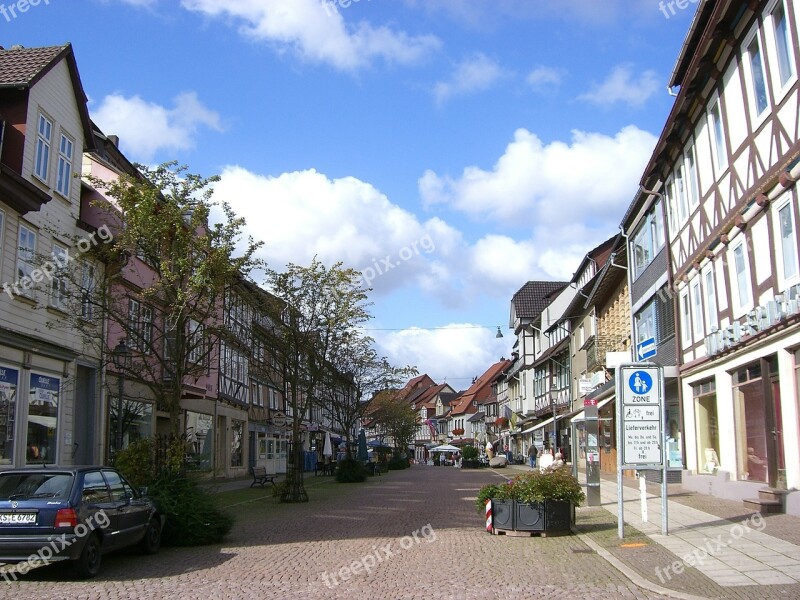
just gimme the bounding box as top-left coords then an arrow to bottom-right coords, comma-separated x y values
0,512 -> 37,524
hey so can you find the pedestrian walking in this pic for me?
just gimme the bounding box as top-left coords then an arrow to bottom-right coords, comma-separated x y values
527,444 -> 538,468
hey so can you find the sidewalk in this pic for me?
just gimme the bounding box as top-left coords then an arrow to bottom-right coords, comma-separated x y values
501,463 -> 800,599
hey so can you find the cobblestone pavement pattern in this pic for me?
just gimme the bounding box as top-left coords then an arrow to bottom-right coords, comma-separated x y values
3,466 -> 675,600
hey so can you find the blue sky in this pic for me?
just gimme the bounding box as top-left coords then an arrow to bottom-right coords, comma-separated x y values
6,0 -> 698,387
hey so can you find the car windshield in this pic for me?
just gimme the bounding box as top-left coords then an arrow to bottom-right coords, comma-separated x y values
0,473 -> 73,500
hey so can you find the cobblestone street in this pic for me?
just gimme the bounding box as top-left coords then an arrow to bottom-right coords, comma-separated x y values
5,466 -> 676,600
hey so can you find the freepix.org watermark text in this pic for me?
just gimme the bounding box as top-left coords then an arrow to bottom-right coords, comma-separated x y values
359,233 -> 435,288
654,512 -> 767,583
0,0 -> 50,24
2,224 -> 113,300
1,509 -> 110,582
320,523 -> 437,588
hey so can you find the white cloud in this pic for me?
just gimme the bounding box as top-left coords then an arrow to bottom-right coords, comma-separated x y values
374,326 -> 510,384
180,0 -> 440,71
208,166 -> 465,294
419,125 -> 657,280
578,64 -> 661,107
420,125 -> 656,225
526,66 -> 564,91
92,91 -> 222,162
433,53 -> 508,104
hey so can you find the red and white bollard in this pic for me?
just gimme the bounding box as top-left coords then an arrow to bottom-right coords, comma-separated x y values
485,499 -> 493,533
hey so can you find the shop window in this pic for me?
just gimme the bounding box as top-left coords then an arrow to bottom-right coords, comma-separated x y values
26,373 -> 59,464
231,419 -> 244,467
693,379 -> 719,474
186,411 -> 213,471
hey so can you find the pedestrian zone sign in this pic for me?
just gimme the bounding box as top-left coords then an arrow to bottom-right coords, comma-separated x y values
618,365 -> 663,468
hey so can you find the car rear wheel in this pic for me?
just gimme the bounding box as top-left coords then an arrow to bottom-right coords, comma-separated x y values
139,517 -> 162,554
73,532 -> 102,578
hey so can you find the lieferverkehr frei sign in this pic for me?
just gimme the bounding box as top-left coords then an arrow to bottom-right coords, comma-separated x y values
618,366 -> 663,467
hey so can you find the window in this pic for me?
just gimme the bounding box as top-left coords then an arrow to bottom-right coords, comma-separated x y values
674,163 -> 689,224
635,301 -> 656,347
268,387 -> 280,410
632,200 -> 665,279
732,240 -> 753,311
769,1 -> 795,89
187,319 -> 204,364
745,30 -> 769,117
685,146 -> 699,209
775,199 -> 798,286
703,266 -> 718,332
231,420 -> 244,468
80,261 -> 95,320
34,113 -> 52,182
102,470 -> 128,502
691,280 -> 704,339
50,244 -> 68,309
708,95 -> 728,173
56,133 -> 74,197
81,471 -> 110,504
16,224 -> 36,287
680,289 -> 692,347
128,299 -> 153,352
693,379 -> 719,474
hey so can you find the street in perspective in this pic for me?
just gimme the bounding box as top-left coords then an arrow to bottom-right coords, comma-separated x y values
1,1 -> 800,599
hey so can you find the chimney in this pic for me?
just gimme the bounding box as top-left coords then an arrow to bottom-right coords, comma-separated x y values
107,135 -> 119,147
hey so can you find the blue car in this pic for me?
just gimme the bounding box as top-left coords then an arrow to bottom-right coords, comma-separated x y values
0,466 -> 164,578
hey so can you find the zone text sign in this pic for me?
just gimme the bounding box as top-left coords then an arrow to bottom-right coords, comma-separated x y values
618,365 -> 663,468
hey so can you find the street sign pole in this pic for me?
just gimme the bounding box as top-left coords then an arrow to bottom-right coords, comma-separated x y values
661,368 -> 668,536
616,367 -> 624,539
616,363 -> 667,539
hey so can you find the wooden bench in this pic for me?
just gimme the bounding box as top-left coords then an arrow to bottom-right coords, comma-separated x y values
250,465 -> 277,487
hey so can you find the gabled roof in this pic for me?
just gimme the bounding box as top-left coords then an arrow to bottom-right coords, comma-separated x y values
0,43 -> 95,150
450,359 -> 512,415
510,281 -> 568,324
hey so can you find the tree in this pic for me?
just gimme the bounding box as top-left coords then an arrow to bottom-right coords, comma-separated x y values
369,393 -> 418,457
49,162 -> 263,448
261,258 -> 372,502
317,334 -> 416,459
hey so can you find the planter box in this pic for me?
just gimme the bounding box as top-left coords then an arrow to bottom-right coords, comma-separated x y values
491,498 -> 514,530
514,502 -> 545,531
462,460 -> 480,469
492,499 -> 574,533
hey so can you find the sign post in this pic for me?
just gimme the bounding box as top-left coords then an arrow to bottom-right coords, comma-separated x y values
616,364 -> 667,538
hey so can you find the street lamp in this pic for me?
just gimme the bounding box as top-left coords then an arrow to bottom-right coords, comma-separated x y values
111,338 -> 131,455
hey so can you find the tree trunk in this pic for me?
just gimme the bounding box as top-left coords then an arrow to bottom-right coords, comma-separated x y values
280,424 -> 308,503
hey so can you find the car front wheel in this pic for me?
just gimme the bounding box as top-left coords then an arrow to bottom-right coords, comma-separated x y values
73,532 -> 102,578
139,517 -> 162,554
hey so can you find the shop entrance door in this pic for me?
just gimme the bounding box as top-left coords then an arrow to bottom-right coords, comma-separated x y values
766,362 -> 785,488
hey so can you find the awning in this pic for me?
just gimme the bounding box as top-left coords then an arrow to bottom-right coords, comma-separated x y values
522,416 -> 554,435
571,396 -> 615,423
28,415 -> 57,429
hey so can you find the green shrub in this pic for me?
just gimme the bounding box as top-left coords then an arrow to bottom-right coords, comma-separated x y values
114,438 -> 156,488
475,467 -> 585,511
115,437 -> 233,546
149,475 -> 233,546
461,445 -> 479,461
336,458 -> 368,483
387,456 -> 408,470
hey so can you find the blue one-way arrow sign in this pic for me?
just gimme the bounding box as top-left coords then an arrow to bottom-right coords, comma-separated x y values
636,337 -> 657,361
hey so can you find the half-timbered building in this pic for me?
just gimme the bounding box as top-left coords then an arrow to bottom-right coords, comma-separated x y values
638,0 -> 800,513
